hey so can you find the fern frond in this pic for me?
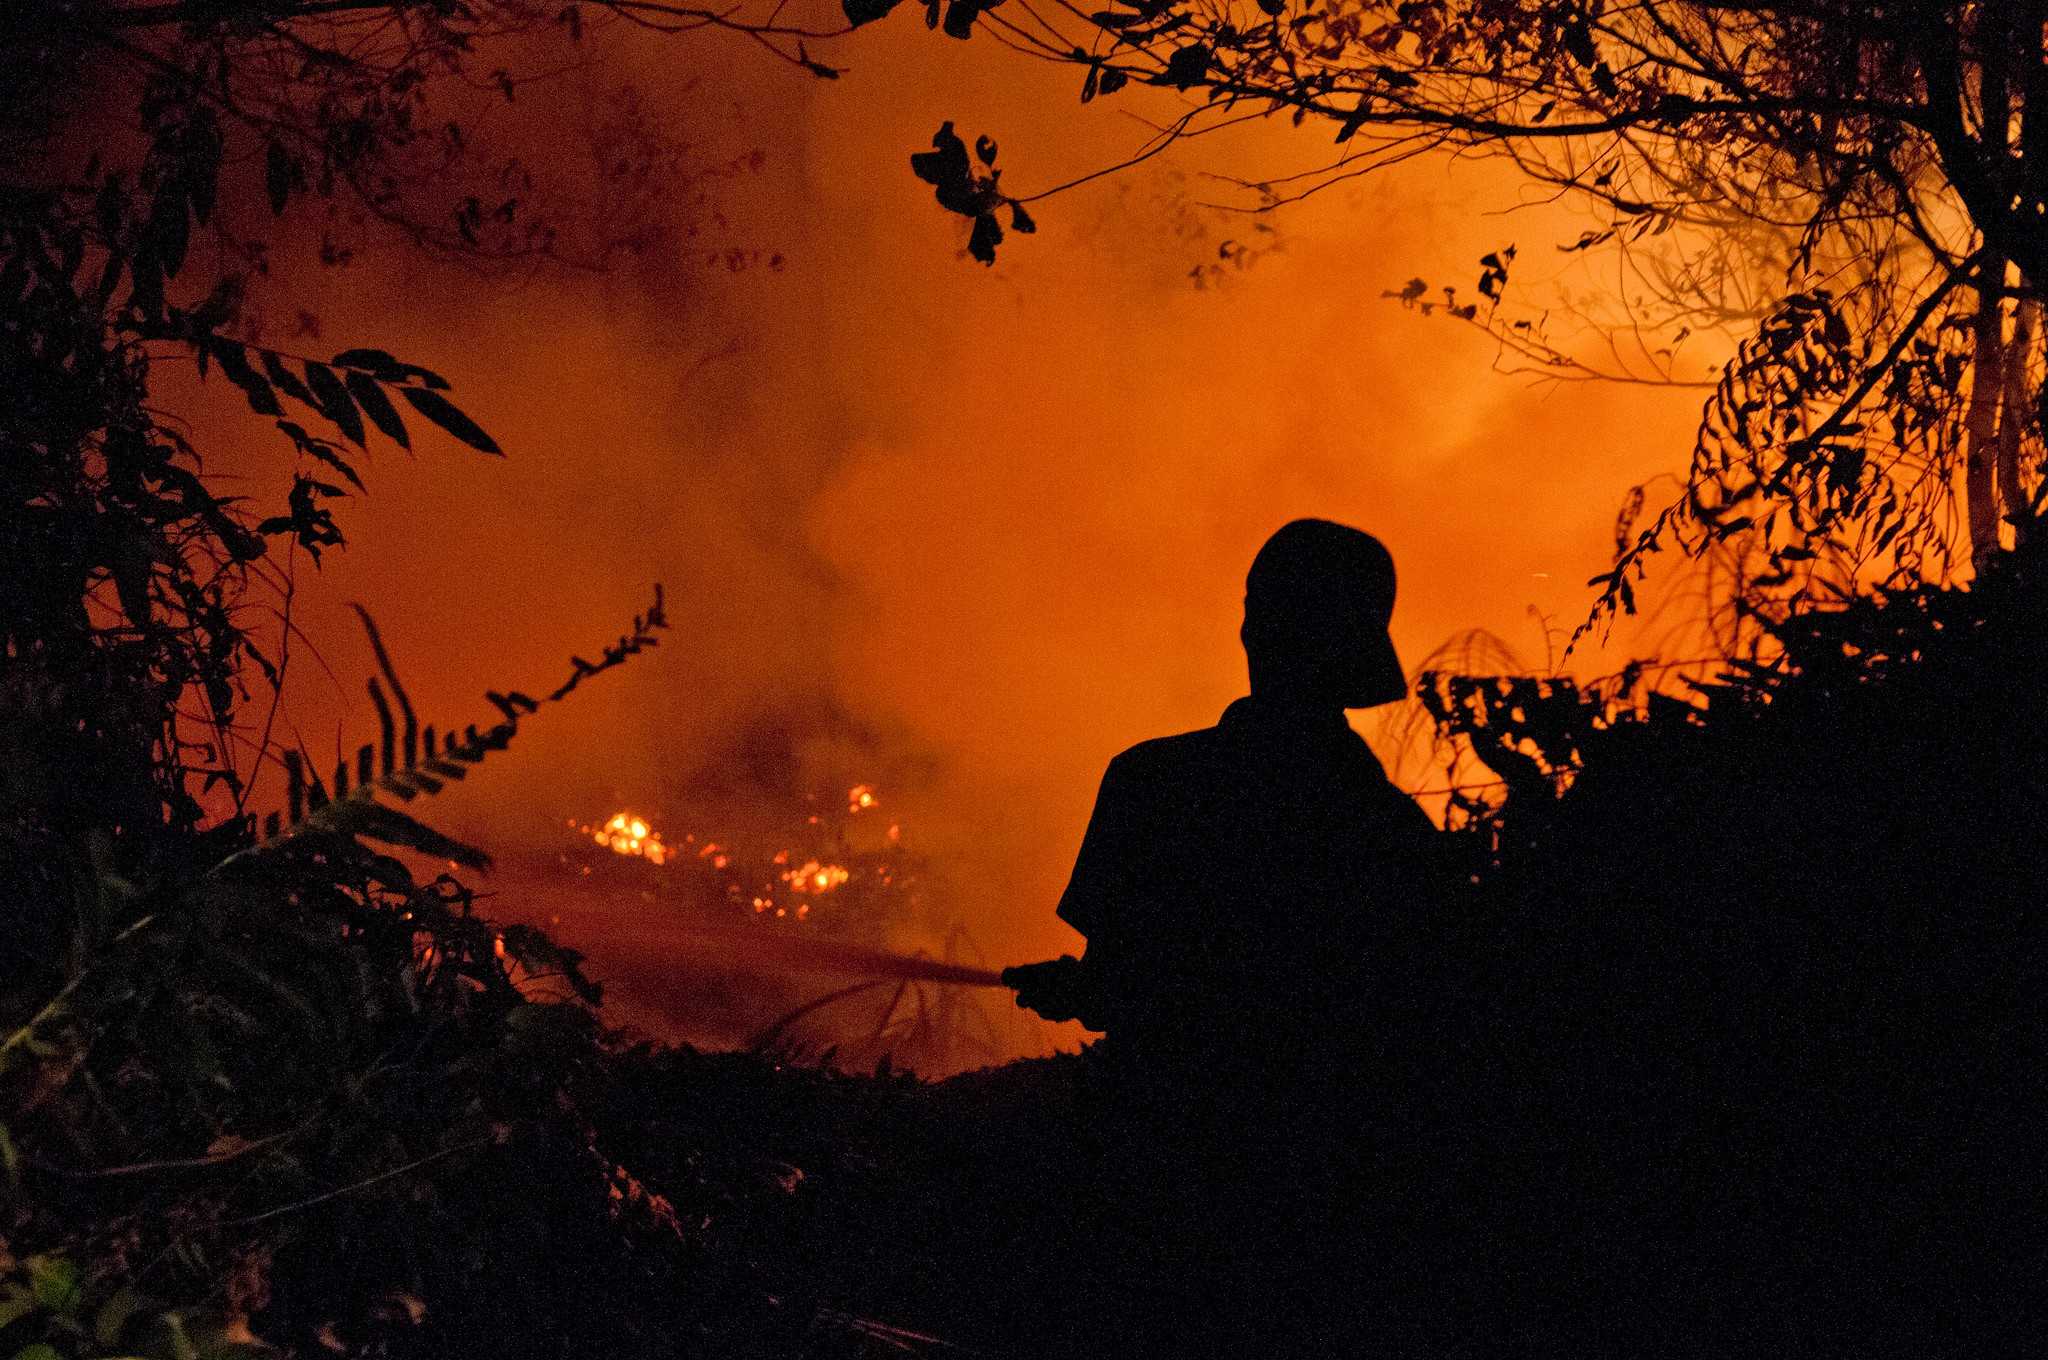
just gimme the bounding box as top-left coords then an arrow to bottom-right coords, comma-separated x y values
216,585 -> 667,876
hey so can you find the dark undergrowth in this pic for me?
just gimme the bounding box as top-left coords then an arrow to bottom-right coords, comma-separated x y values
10,518 -> 2045,1357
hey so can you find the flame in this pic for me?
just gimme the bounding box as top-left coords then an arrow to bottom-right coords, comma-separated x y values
782,859 -> 850,894
568,784 -> 879,925
588,811 -> 669,864
543,781 -> 1031,1073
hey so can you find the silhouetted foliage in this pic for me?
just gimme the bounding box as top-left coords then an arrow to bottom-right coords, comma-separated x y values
908,121 -> 1036,266
0,6 -> 842,1355
1348,504 -> 2048,1353
897,1 -> 2048,631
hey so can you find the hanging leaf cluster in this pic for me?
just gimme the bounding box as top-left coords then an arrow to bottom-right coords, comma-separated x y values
188,337 -> 501,560
202,340 -> 501,456
909,122 -> 1035,266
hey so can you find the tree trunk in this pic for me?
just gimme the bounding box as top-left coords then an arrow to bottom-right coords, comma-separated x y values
1996,296 -> 2039,546
1964,283 -> 2007,564
1963,10 -> 2013,567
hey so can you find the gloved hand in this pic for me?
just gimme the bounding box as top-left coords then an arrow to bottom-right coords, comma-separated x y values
1001,955 -> 1095,1025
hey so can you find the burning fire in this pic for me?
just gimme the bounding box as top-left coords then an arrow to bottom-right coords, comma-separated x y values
580,811 -> 670,864
782,859 -> 850,894
567,785 -> 887,929
548,783 -> 1020,1074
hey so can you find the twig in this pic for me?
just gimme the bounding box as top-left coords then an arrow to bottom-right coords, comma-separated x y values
29,1117 -> 315,1180
219,1135 -> 493,1228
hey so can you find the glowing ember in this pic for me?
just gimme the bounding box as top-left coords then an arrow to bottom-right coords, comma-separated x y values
588,811 -> 669,864
782,859 -> 849,894
563,782 -> 893,931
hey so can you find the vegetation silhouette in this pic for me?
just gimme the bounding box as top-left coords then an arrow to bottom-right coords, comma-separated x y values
5,3 -> 2044,1357
0,7 -> 880,1354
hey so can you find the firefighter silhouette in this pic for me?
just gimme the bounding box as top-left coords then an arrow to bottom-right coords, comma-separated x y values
1006,518 -> 1434,1073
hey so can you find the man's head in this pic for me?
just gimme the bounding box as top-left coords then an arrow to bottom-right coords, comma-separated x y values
1240,518 -> 1407,708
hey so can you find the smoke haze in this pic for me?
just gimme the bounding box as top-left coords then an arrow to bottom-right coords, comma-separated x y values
196,12 -> 1707,1055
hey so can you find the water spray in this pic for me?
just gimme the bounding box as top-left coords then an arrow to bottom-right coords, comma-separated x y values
589,918 -> 1014,988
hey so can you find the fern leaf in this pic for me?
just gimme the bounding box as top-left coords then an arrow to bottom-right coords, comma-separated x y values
219,586 -> 668,876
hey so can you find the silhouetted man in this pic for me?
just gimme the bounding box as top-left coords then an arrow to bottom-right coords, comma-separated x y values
996,520 -> 1442,1357
1007,518 -> 1434,1080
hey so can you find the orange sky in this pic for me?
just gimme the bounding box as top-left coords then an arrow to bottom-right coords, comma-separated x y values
190,11 -> 1708,1044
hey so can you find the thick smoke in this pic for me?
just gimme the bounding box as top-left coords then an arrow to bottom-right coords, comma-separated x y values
208,15 -> 1704,1056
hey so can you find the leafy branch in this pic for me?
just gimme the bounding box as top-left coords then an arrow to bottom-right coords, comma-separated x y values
190,335 -> 503,562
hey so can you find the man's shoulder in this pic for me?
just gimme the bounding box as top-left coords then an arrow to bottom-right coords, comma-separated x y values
1104,725 -> 1228,785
